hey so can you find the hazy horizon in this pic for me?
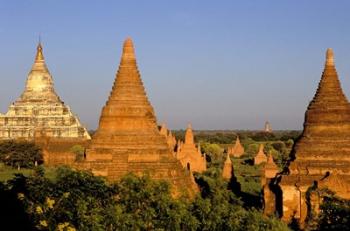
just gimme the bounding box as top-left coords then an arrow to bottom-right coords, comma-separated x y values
1,1 -> 350,130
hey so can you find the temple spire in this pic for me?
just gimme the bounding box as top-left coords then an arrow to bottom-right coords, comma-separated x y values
121,37 -> 136,65
30,41 -> 49,74
307,48 -> 348,117
185,123 -> 194,144
35,42 -> 44,62
325,48 -> 334,66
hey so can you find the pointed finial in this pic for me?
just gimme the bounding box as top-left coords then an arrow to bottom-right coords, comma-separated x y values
35,40 -> 44,62
122,37 -> 136,61
326,48 -> 334,66
185,123 -> 194,144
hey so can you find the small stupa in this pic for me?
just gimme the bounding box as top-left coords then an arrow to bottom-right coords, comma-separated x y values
176,124 -> 206,173
227,136 -> 245,157
264,153 -> 279,178
254,144 -> 267,165
222,153 -> 233,180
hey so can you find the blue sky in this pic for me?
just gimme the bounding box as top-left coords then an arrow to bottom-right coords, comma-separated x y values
0,1 -> 350,130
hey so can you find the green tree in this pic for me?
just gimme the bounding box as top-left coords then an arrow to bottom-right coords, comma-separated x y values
193,168 -> 289,231
313,192 -> 350,231
0,141 -> 43,169
7,167 -> 117,230
113,173 -> 198,230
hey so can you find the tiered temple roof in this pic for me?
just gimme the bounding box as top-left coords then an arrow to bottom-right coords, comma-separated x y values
0,43 -> 90,140
282,49 -> 350,189
277,49 -> 350,224
176,124 -> 206,173
83,38 -> 196,196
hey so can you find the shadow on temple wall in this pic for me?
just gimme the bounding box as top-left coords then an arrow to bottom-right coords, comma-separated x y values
270,175 -> 283,217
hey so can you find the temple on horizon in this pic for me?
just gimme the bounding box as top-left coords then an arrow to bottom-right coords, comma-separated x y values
0,43 -> 90,140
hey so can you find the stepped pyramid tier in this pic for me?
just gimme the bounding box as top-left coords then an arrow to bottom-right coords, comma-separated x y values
222,153 -> 233,180
227,136 -> 244,157
176,124 -> 206,173
0,43 -> 90,140
264,49 -> 350,225
83,38 -> 196,196
254,144 -> 267,165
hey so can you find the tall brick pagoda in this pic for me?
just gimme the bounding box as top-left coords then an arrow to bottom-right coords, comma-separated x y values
0,43 -> 90,140
84,38 -> 196,196
265,49 -> 350,225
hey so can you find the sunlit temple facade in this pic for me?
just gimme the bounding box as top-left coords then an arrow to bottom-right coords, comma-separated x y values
0,43 -> 90,140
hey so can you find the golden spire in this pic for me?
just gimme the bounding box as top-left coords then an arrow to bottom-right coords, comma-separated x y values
30,41 -> 49,73
36,43 -> 44,61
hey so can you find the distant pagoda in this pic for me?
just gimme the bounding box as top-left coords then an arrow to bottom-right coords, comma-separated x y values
176,124 -> 206,173
265,49 -> 350,225
84,38 -> 196,196
254,144 -> 267,165
222,153 -> 233,180
227,136 -> 245,157
0,43 -> 90,140
264,121 -> 272,133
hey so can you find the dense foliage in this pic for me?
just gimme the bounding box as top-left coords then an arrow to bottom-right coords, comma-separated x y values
0,140 -> 43,169
302,190 -> 350,231
173,130 -> 301,144
3,130 -> 347,230
0,166 -> 290,231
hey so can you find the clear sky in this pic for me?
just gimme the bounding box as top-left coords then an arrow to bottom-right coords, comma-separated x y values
0,1 -> 350,130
